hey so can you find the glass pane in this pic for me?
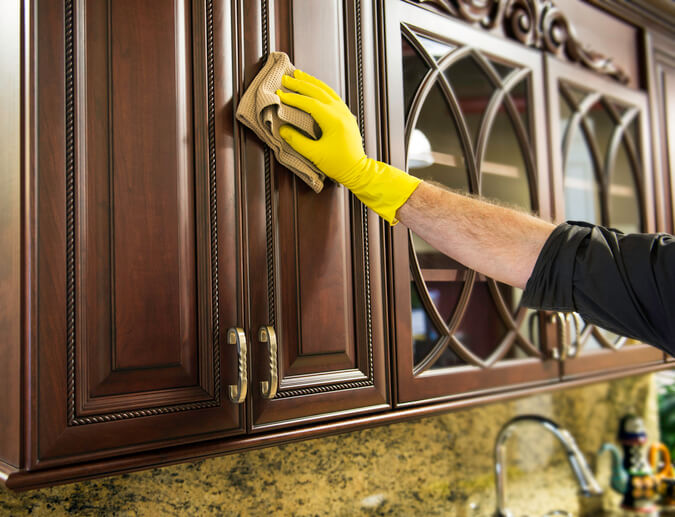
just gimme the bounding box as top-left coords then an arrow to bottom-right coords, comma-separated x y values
411,281 -> 442,366
402,36 -> 430,118
491,59 -> 514,80
407,82 -> 469,189
597,326 -> 625,347
510,78 -> 530,141
426,280 -> 465,324
481,107 -> 532,212
430,344 -> 464,369
609,140 -> 641,234
627,118 -> 641,164
455,282 -> 508,360
564,122 -> 602,224
416,34 -> 454,61
560,95 -> 573,138
563,83 -> 588,108
443,56 -> 496,148
586,101 -> 614,164
498,283 -> 523,316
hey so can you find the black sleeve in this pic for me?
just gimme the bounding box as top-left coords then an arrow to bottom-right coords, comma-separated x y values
522,221 -> 675,355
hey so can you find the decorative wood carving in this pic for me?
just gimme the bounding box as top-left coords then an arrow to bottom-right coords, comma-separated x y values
413,0 -> 629,83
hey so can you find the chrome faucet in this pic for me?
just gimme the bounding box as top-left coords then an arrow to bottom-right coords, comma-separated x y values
494,415 -> 603,517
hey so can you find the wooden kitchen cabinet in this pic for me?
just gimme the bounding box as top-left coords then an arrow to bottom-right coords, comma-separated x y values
383,0 -> 559,405
1,0 -> 389,488
27,0 -> 245,469
545,57 -> 665,376
646,31 -> 675,362
241,0 -> 390,431
1,0 -> 672,491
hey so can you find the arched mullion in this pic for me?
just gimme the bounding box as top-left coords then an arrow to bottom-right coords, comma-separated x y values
559,87 -> 603,183
402,24 -> 444,70
413,335 -> 453,376
578,116 -> 610,226
408,230 -> 452,337
484,279 -> 541,361
605,106 -> 645,224
501,72 -> 539,213
435,49 -> 482,193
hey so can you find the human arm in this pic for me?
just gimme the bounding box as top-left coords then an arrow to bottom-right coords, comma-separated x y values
396,181 -> 554,289
277,69 -> 554,288
277,70 -> 675,352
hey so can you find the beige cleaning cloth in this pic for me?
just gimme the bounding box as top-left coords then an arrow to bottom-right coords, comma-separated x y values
236,52 -> 325,193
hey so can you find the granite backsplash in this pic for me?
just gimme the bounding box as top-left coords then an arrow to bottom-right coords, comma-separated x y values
0,374 -> 660,516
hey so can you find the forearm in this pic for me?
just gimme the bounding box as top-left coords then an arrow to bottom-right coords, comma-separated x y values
396,181 -> 555,289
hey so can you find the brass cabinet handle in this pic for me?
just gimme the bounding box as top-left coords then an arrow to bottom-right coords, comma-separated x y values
259,326 -> 278,399
227,328 -> 248,404
551,312 -> 569,361
567,313 -> 583,359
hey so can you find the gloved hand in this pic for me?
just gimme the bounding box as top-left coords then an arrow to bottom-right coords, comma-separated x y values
277,69 -> 421,224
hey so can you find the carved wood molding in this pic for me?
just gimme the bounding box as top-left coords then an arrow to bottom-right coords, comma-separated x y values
413,0 -> 629,83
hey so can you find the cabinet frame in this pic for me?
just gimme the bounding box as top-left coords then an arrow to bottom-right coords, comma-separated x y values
383,0 -> 560,406
544,55 -> 665,377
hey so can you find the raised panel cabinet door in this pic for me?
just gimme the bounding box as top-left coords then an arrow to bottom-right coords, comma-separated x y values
385,1 -> 559,406
33,0 -> 244,469
242,0 -> 389,431
545,56 -> 665,377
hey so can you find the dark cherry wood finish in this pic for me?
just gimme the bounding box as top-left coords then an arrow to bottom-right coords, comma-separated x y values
384,0 -> 559,406
1,0 -> 672,491
645,32 -> 675,362
243,0 -> 389,431
646,32 -> 675,235
545,56 -> 665,377
0,0 -> 22,470
32,0 -> 243,470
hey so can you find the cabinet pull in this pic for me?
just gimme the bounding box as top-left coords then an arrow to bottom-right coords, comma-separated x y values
567,313 -> 583,359
551,312 -> 569,361
259,326 -> 278,399
228,328 -> 248,404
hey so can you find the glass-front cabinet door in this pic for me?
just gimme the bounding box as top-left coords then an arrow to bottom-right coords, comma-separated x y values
545,57 -> 665,377
385,1 -> 558,405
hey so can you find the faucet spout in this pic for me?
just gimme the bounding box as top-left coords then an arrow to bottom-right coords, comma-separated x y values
494,415 -> 603,517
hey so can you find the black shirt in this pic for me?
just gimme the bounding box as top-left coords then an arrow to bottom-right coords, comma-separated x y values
522,222 -> 675,355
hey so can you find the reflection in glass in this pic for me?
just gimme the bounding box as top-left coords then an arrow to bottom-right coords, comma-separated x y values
491,59 -> 515,80
407,83 -> 468,189
565,84 -> 588,107
609,141 -> 641,234
444,56 -> 496,147
586,102 -> 614,165
498,283 -> 524,317
560,95 -> 573,138
510,79 -> 531,141
481,107 -> 532,211
426,280 -> 465,324
564,122 -> 602,225
456,282 -> 508,360
411,281 -> 441,365
416,34 -> 454,61
402,36 -> 430,118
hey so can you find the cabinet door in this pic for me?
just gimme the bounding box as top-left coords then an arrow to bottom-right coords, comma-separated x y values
34,0 -> 243,469
243,0 -> 389,431
545,57 -> 664,377
385,1 -> 559,405
647,33 -> 675,362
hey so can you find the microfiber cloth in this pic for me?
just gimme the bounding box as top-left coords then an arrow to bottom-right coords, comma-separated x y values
236,52 -> 325,193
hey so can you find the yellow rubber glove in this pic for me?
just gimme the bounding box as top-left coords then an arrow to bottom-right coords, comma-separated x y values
277,70 -> 421,225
